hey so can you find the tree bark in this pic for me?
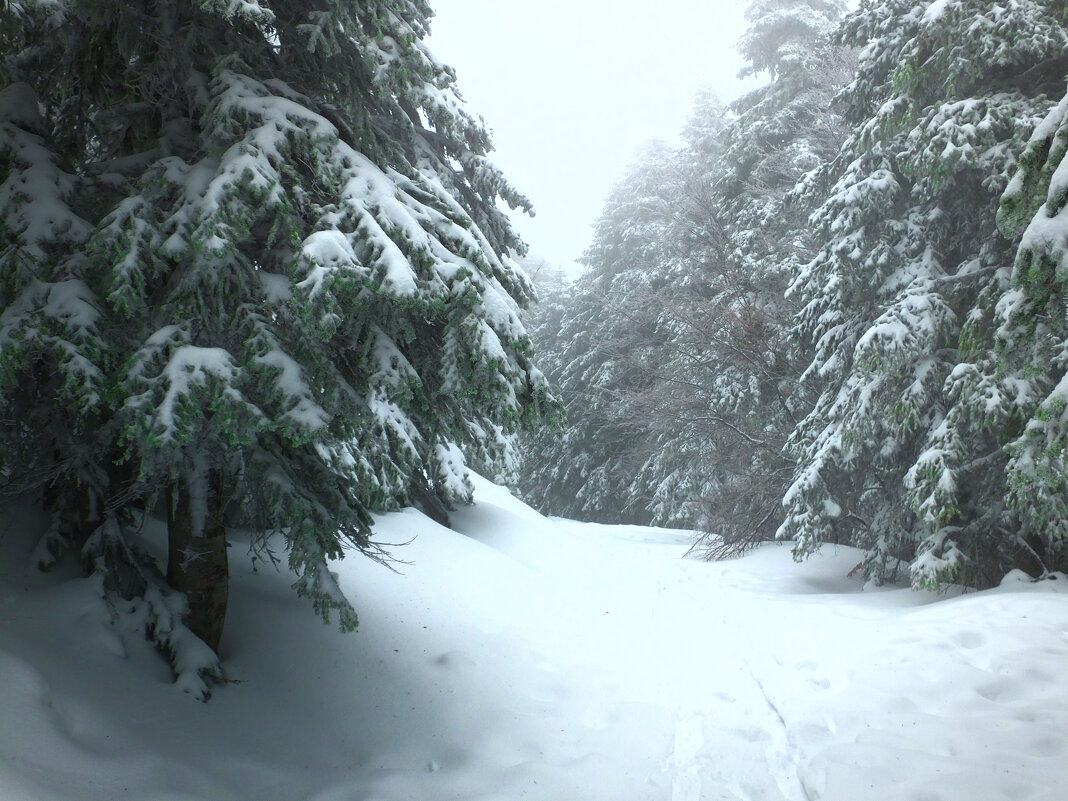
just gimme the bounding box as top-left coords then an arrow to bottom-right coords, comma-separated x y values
167,469 -> 228,652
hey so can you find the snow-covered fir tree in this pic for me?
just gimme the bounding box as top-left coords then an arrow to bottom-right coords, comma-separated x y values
521,140 -> 686,524
992,82 -> 1068,575
682,0 -> 849,556
738,0 -> 848,79
0,80 -> 104,556
0,0 -> 552,696
782,0 -> 1068,587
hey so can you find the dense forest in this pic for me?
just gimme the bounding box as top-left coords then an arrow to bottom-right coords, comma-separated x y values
519,0 -> 1068,590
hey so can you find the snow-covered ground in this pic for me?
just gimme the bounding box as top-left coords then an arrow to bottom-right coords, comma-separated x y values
1,475 -> 1066,801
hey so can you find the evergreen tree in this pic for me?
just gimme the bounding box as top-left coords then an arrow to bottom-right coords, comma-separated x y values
521,141 -> 684,524
1,0 -> 552,696
738,0 -> 848,79
782,0 -> 1068,586
683,0 -> 849,556
992,82 -> 1068,575
0,81 -> 105,559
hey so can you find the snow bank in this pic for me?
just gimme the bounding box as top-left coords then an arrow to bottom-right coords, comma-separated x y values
1,477 -> 1066,800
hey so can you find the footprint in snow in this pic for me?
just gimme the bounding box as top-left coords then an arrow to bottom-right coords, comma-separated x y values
433,651 -> 477,672
953,630 -> 986,650
670,712 -> 705,801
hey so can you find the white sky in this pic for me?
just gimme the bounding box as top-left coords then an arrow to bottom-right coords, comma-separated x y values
427,0 -> 754,274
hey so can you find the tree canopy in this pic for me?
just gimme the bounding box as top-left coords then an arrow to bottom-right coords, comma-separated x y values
0,0 -> 553,696
520,0 -> 1068,589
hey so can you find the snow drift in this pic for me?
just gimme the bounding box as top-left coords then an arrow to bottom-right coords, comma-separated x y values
0,475 -> 1066,800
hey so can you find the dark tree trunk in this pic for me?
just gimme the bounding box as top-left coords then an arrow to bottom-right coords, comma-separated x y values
408,470 -> 452,528
167,469 -> 228,652
1015,529 -> 1049,579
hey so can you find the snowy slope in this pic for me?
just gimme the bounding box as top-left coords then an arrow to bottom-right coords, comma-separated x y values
1,476 -> 1066,800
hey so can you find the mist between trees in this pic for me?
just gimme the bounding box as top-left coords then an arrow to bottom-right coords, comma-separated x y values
517,0 -> 1068,593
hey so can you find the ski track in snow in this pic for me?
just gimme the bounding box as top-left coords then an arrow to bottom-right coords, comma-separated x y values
668,712 -> 704,801
657,586 -> 832,801
544,513 -> 841,801
745,661 -> 816,801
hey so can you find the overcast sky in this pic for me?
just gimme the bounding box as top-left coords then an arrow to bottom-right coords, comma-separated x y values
427,0 -> 754,274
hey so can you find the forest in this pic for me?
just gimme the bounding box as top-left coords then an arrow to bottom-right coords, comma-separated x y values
2,0 -> 1068,690
519,0 -> 1068,593
2,1 -> 1068,799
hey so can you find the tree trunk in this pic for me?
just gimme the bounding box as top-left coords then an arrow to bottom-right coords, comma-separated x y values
408,470 -> 452,528
167,469 -> 228,652
1015,529 -> 1049,579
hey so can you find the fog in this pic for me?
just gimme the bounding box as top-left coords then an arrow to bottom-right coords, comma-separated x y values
428,0 -> 753,274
